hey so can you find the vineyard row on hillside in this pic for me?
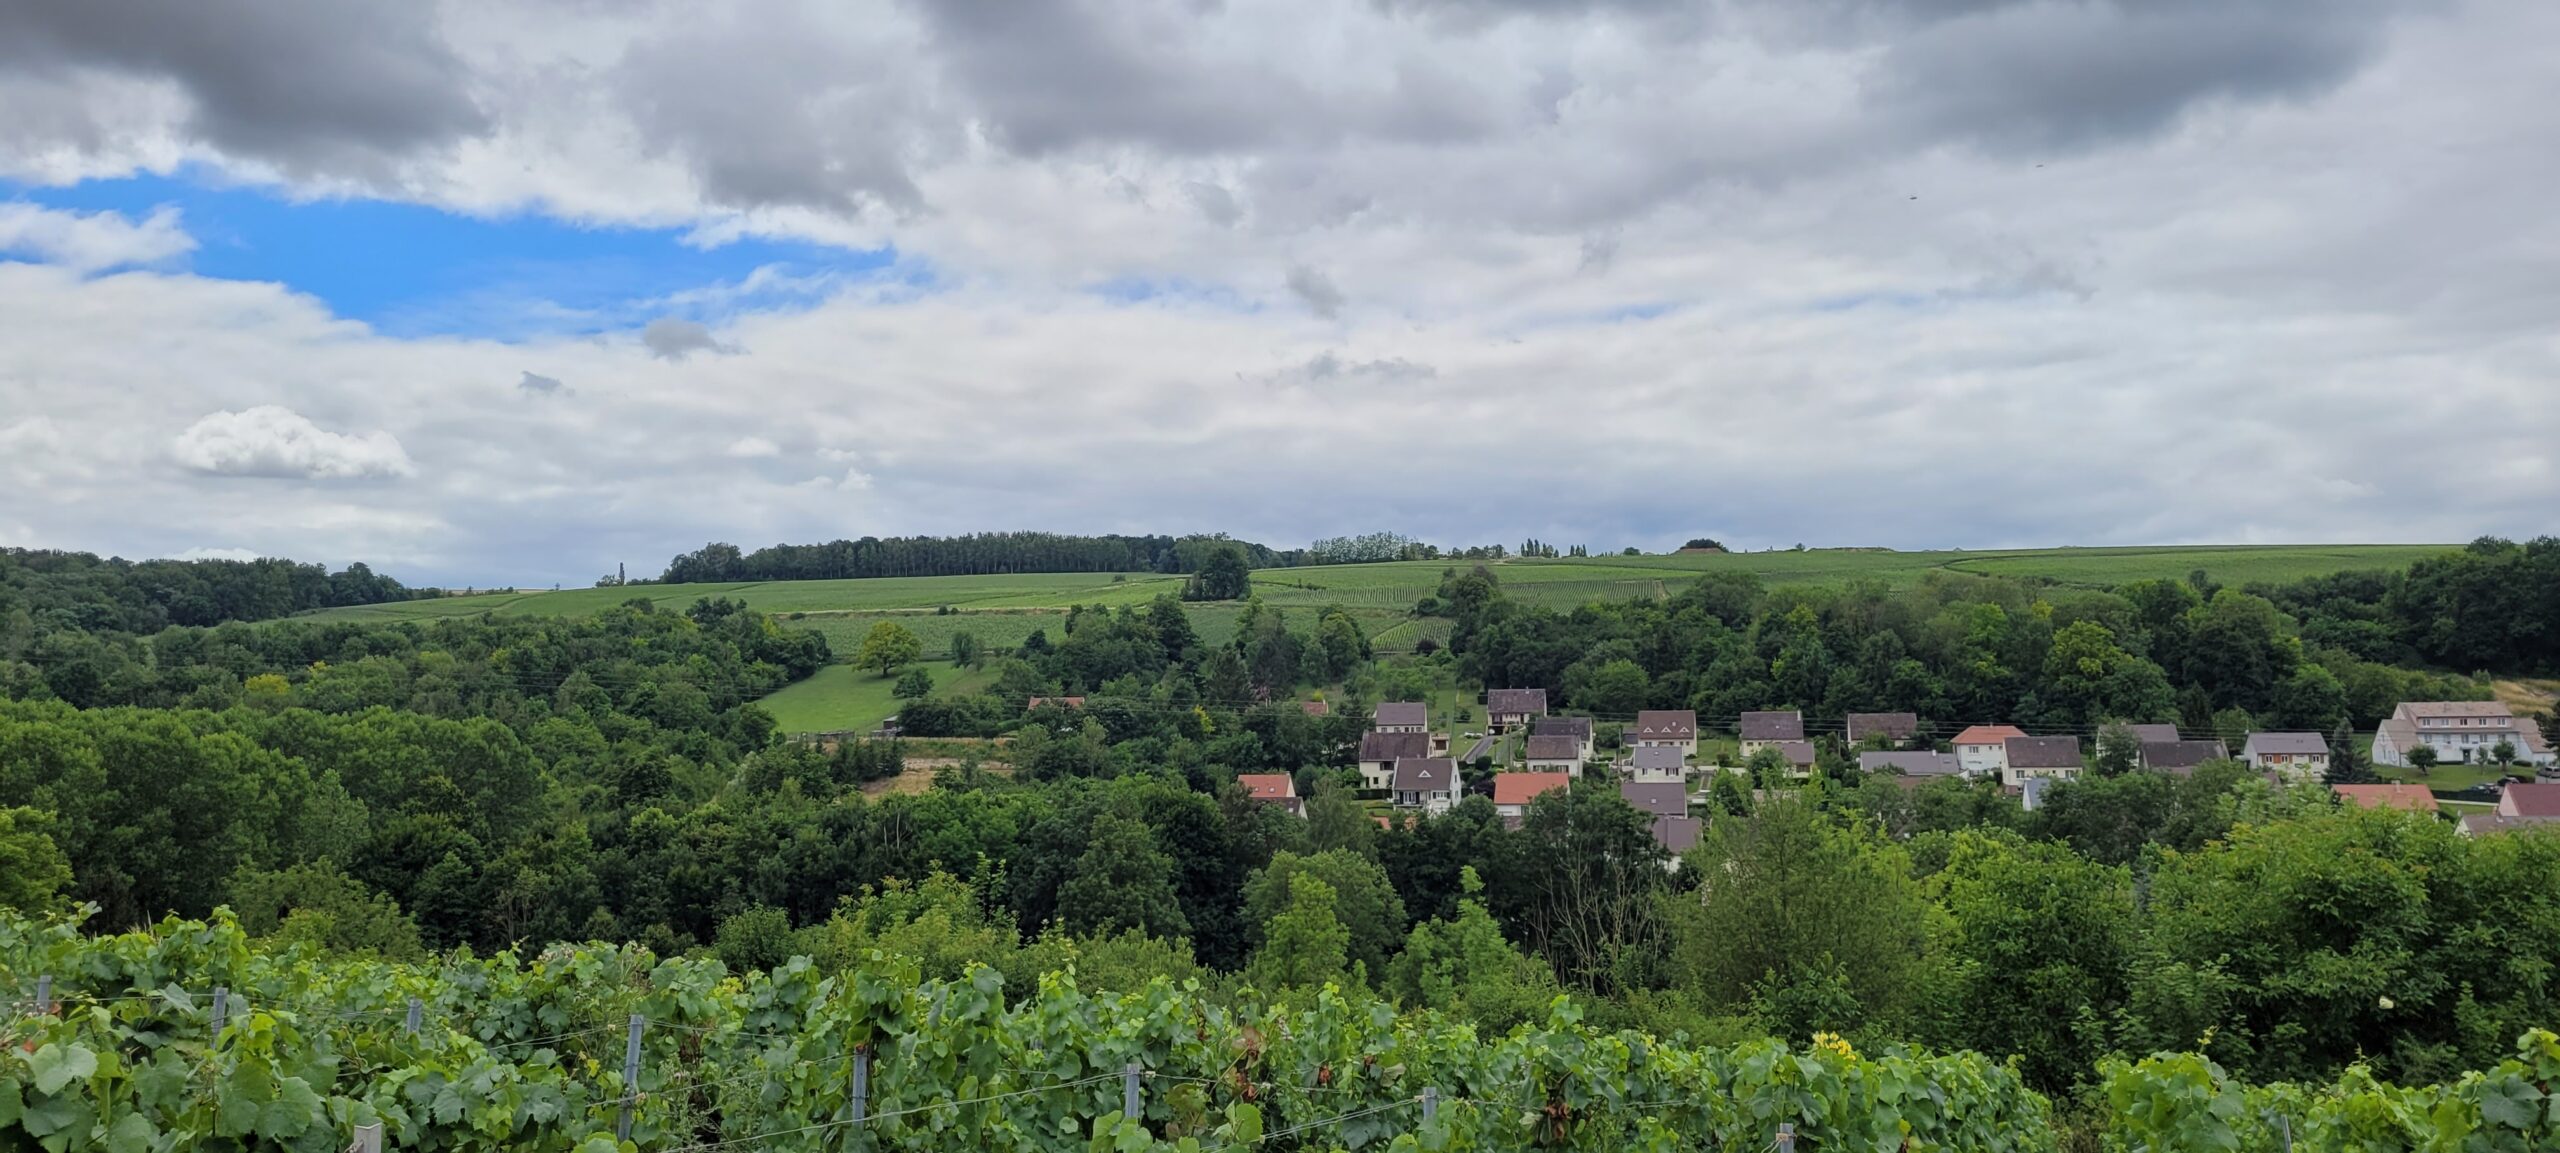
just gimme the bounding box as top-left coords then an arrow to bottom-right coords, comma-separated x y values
5,914 -> 2560,1151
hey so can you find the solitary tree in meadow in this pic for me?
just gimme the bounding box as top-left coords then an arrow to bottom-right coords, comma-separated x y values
856,621 -> 924,677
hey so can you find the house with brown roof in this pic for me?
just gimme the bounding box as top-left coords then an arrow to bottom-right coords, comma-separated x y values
1531,716 -> 1596,760
1626,745 -> 1686,782
1236,773 -> 1303,817
2496,782 -> 2560,821
1845,712 -> 1921,746
1358,731 -> 1434,790
2242,732 -> 2331,781
1392,757 -> 1462,813
1621,779 -> 1687,821
1859,750 -> 1962,777
1523,734 -> 1586,776
2332,783 -> 2439,813
1373,701 -> 1430,734
2125,723 -> 2183,744
2373,701 -> 2555,767
1738,710 -> 1805,758
1027,696 -> 1086,711
1486,689 -> 1549,732
1300,699 -> 1330,717
2002,735 -> 2083,788
1491,771 -> 1572,819
1952,725 -> 2028,778
1633,710 -> 1698,755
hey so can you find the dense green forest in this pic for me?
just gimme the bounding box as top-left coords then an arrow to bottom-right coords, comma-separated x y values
1,549 -> 435,634
659,533 -> 1298,583
4,541 -> 2560,1137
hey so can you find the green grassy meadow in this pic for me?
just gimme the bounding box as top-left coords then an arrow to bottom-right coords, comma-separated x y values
751,659 -> 997,735
309,546 -> 2455,711
318,544 -> 2451,625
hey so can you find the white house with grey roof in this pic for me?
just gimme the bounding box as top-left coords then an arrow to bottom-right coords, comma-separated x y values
1391,757 -> 1461,813
1523,734 -> 1586,776
1626,745 -> 1686,782
2242,732 -> 2331,781
1373,701 -> 1430,733
1531,716 -> 1596,760
2372,701 -> 2555,768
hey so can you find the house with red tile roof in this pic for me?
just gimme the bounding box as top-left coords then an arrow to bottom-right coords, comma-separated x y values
1491,772 -> 1573,819
1235,773 -> 1302,817
1952,725 -> 2028,778
2332,783 -> 2440,813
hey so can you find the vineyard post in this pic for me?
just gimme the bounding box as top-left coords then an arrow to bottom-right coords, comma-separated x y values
351,1121 -> 382,1153
617,1013 -> 644,1142
849,1045 -> 870,1139
2279,1114 -> 2292,1152
210,985 -> 228,1038
33,975 -> 50,1014
1421,1088 -> 1437,1124
1776,1121 -> 1795,1153
405,997 -> 423,1035
1123,1062 -> 1142,1120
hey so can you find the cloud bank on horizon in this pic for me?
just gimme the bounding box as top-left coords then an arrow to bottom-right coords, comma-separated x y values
0,0 -> 2553,585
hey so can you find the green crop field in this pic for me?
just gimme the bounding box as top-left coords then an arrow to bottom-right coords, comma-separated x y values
752,659 -> 996,734
308,546 -> 2452,667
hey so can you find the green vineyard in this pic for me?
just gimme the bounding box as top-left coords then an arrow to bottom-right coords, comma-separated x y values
6,912 -> 2558,1151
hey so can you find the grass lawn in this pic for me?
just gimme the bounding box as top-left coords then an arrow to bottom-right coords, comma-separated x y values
753,660 -> 996,735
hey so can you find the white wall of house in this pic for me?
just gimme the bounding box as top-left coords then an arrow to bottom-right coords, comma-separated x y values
1957,743 -> 2008,778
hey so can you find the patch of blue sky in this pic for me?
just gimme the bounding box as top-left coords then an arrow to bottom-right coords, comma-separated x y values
1085,274 -> 1260,312
1807,289 -> 1933,312
1502,299 -> 1681,336
9,169 -> 903,340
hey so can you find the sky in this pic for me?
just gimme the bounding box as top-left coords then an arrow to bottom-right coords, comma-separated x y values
0,0 -> 2554,587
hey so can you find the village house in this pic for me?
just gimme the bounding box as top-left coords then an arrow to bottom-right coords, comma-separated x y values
1491,771 -> 1572,820
2242,732 -> 2332,780
1844,712 -> 1921,746
1531,716 -> 1596,760
1392,757 -> 1462,814
1025,696 -> 1085,711
1768,739 -> 1819,778
1952,725 -> 2028,778
1650,815 -> 1702,862
2333,783 -> 2440,813
1486,688 -> 1550,732
1373,701 -> 1430,734
2125,723 -> 2182,743
1626,745 -> 1686,782
1620,779 -> 1687,821
2140,739 -> 2229,775
2372,701 -> 2556,767
1633,709 -> 1699,755
1523,734 -> 1586,776
1858,750 -> 1962,778
2003,735 -> 2084,788
1738,710 -> 1805,757
1300,700 -> 1330,717
1235,773 -> 1303,817
1358,730 -> 1433,790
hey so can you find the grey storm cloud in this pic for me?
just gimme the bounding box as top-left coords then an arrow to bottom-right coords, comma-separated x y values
1286,266 -> 1345,319
641,317 -> 728,360
1860,0 -> 2407,150
1185,182 -> 1243,227
0,0 -> 485,175
518,371 -> 567,395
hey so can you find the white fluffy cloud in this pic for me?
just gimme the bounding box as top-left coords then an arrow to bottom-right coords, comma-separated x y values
0,0 -> 2554,584
170,406 -> 416,479
0,203 -> 193,272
